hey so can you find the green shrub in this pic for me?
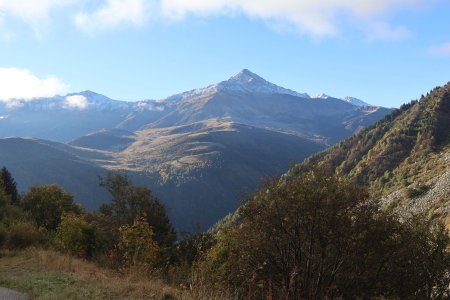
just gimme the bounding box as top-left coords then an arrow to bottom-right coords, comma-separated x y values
0,223 -> 7,248
56,213 -> 97,258
405,184 -> 431,199
0,204 -> 28,227
21,185 -> 82,231
7,221 -> 42,249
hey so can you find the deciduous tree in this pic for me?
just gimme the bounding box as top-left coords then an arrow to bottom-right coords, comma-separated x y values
21,184 -> 81,231
100,173 -> 175,248
202,168 -> 450,299
117,215 -> 159,270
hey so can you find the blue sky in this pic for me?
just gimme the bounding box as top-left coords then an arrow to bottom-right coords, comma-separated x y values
0,0 -> 450,107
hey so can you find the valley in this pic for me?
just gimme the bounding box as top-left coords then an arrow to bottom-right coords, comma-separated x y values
2,3 -> 450,298
0,70 -> 392,231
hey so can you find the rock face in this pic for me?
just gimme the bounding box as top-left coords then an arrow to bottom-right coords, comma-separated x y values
381,151 -> 450,227
382,170 -> 450,221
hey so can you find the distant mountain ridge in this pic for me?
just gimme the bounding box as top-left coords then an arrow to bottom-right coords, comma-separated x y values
0,90 -> 133,112
312,94 -> 369,106
0,69 -> 384,143
0,69 -> 393,232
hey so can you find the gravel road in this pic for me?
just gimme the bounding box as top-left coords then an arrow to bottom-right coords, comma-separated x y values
0,287 -> 28,300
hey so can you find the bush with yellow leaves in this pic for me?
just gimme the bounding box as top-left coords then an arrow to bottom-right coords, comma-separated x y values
117,215 -> 159,271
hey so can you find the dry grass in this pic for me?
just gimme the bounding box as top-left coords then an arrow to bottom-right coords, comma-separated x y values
0,248 -> 227,299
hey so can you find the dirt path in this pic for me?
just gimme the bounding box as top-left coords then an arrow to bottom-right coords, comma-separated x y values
0,287 -> 28,300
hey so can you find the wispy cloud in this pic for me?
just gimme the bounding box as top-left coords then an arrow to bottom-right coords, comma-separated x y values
159,0 -> 424,37
0,68 -> 68,101
0,0 -> 77,33
74,0 -> 152,32
428,43 -> 450,57
0,0 -> 425,38
0,0 -> 76,21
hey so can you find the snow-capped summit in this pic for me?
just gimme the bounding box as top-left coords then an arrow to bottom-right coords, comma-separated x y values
311,93 -> 370,106
342,96 -> 369,107
217,69 -> 310,98
229,68 -> 264,83
313,93 -> 330,99
161,69 -> 310,102
226,69 -> 272,86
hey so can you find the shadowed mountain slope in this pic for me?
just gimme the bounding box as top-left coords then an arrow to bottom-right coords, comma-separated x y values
0,138 -> 111,210
0,122 -> 325,232
111,120 -> 325,230
69,129 -> 136,152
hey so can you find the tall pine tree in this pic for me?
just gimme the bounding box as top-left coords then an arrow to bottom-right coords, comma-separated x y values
0,167 -> 19,204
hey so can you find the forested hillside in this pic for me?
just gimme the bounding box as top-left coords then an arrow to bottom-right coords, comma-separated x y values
198,84 -> 450,299
286,83 -> 450,226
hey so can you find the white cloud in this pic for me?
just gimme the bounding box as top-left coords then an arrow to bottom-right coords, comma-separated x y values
429,43 -> 450,57
159,0 -> 424,37
74,0 -> 151,32
0,0 -> 77,24
0,0 -> 79,37
0,68 -> 68,101
64,95 -> 88,109
0,0 -> 426,38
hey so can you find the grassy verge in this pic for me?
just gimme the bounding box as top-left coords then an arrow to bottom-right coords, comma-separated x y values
0,248 -> 200,299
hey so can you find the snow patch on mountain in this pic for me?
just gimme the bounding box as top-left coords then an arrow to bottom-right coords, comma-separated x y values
342,96 -> 369,106
312,93 -> 370,106
217,69 -> 310,98
0,70 -> 372,114
313,93 -> 330,99
161,69 -> 310,103
4,100 -> 24,109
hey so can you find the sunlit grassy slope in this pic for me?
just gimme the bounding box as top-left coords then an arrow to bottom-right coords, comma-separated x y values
0,248 -> 224,300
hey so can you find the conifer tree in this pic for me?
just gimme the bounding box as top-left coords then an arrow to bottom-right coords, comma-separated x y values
0,167 -> 19,204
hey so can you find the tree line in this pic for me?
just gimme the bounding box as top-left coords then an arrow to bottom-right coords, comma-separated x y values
0,169 -> 176,271
0,166 -> 449,299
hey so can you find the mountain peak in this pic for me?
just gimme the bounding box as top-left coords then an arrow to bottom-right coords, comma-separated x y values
161,69 -> 310,102
217,69 -> 310,98
229,69 -> 264,83
78,90 -> 103,97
